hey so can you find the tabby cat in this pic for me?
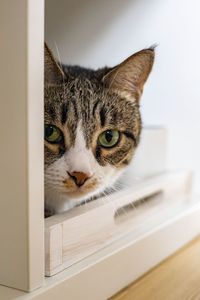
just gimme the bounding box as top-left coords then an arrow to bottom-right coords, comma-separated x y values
44,43 -> 154,216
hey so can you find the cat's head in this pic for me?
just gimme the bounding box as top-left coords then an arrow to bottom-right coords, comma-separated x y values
44,43 -> 154,214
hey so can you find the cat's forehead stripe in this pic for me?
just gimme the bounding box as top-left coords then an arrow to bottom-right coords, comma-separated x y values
61,102 -> 68,125
92,99 -> 100,116
100,106 -> 106,127
49,106 -> 56,121
71,98 -> 78,118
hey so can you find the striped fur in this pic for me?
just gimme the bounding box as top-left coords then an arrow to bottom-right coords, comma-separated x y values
44,44 -> 154,216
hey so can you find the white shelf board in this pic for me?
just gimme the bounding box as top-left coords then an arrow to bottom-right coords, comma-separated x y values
45,170 -> 193,276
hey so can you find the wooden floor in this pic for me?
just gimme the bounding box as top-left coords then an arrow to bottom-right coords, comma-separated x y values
110,236 -> 200,300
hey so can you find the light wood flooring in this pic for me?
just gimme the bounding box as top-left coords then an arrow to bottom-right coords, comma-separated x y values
110,236 -> 200,300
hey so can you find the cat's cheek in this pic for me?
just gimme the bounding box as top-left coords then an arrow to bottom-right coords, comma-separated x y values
98,165 -> 122,188
44,141 -> 60,155
84,178 -> 98,190
63,177 -> 77,191
115,148 -> 135,170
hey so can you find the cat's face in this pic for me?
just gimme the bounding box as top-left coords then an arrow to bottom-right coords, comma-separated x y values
44,44 -> 154,214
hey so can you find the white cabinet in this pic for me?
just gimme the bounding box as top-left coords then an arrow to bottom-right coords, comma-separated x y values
0,0 -> 44,292
0,1 -> 200,299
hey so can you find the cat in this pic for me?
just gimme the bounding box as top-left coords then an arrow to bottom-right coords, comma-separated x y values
44,43 -> 154,217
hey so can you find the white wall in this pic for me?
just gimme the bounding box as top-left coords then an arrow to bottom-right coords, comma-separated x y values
46,0 -> 200,193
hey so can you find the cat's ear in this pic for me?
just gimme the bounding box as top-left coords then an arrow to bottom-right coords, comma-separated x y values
102,48 -> 155,101
44,42 -> 66,85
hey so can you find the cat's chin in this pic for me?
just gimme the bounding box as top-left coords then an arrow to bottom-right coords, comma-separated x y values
45,171 -> 124,215
63,189 -> 92,199
45,184 -> 106,215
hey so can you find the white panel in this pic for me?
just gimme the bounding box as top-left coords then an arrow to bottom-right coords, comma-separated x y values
125,127 -> 167,180
0,0 -> 44,291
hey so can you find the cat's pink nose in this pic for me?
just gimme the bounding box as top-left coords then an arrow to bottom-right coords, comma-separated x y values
68,172 -> 90,187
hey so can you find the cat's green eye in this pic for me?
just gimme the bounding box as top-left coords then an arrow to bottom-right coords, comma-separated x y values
98,130 -> 120,148
45,125 -> 62,143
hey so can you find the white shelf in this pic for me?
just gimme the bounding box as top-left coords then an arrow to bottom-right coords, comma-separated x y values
45,170 -> 195,277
